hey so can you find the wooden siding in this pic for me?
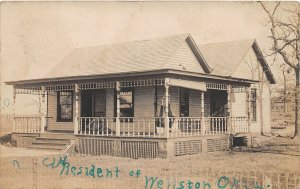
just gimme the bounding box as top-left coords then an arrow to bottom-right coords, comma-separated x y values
204,91 -> 211,117
47,92 -> 75,131
166,42 -> 205,73
189,89 -> 202,117
232,47 -> 272,135
231,92 -> 247,117
94,90 -> 106,117
134,87 -> 154,117
106,89 -> 114,118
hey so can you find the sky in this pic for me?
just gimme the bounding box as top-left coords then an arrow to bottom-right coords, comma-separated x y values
0,1 -> 295,117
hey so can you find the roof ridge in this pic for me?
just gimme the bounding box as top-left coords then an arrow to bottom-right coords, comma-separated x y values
73,33 -> 190,50
198,38 -> 255,47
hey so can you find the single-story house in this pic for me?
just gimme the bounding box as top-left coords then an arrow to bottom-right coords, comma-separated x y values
6,34 -> 275,158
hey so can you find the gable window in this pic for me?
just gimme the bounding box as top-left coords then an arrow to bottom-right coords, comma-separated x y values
180,88 -> 189,117
115,88 -> 134,118
250,89 -> 257,122
57,91 -> 73,122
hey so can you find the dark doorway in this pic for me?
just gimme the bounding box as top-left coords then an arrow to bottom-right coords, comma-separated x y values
210,90 -> 228,117
80,90 -> 106,117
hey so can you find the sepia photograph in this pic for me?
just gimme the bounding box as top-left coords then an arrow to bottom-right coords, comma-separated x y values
0,1 -> 299,189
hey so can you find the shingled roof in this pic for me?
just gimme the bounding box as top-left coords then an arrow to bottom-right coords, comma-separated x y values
45,34 -> 208,78
198,39 -> 255,76
6,33 -> 276,85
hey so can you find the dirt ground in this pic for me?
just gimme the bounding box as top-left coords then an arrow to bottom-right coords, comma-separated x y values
0,134 -> 299,189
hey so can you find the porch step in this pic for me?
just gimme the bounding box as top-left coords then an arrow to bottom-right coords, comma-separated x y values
28,144 -> 67,151
33,138 -> 71,145
39,132 -> 75,140
28,132 -> 74,151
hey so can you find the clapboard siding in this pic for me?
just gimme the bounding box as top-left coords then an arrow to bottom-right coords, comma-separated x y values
94,90 -> 106,117
134,87 -> 154,117
170,87 -> 180,117
189,89 -> 202,117
204,91 -> 211,117
231,92 -> 247,117
47,92 -> 75,131
106,89 -> 114,118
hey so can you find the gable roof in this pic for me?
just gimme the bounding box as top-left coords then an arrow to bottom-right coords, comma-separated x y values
198,39 -> 254,76
6,34 -> 276,85
198,39 -> 276,84
45,33 -> 209,79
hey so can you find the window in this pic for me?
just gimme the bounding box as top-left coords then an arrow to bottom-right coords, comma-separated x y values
180,88 -> 189,117
115,88 -> 134,118
250,89 -> 257,122
57,91 -> 73,122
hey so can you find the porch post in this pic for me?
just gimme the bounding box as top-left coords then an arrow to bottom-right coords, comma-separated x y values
12,87 -> 16,132
40,86 -> 46,133
246,87 -> 251,132
201,91 -> 205,135
164,78 -> 170,138
116,81 -> 121,136
227,84 -> 232,134
74,84 -> 79,134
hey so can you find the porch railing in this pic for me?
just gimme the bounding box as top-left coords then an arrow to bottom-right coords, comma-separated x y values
76,116 -> 250,137
13,116 -> 41,133
231,116 -> 249,133
169,117 -> 202,137
78,117 -> 164,137
204,117 -> 228,135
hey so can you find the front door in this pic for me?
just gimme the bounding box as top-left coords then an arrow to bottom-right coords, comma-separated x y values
210,90 -> 228,117
80,90 -> 106,117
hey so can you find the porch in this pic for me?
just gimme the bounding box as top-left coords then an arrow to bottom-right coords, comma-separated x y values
11,77 -> 252,157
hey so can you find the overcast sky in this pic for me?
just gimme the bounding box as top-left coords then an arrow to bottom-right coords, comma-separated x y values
0,1 -> 294,115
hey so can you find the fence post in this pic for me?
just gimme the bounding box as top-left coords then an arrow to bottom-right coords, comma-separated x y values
116,81 -> 121,136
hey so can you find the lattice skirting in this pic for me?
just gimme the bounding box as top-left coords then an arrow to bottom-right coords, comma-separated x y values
76,138 -> 163,158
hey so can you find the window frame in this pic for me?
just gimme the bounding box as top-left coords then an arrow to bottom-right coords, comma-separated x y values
114,87 -> 135,118
57,91 -> 73,122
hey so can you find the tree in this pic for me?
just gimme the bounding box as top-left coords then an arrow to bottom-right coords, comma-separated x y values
260,2 -> 300,138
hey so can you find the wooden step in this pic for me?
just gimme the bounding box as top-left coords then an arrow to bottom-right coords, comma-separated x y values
39,133 -> 75,140
28,144 -> 67,150
33,139 -> 71,145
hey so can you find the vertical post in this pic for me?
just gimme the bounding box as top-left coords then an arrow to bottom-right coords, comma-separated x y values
40,86 -> 46,133
116,81 -> 121,136
227,84 -> 232,134
12,87 -> 16,132
246,87 -> 251,132
201,91 -> 205,135
74,84 -> 79,134
164,78 -> 170,138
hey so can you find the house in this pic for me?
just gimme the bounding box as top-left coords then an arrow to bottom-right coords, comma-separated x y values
6,34 -> 276,158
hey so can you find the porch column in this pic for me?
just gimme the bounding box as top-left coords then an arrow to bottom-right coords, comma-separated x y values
116,81 -> 121,136
201,91 -> 205,135
74,84 -> 79,134
12,87 -> 16,132
227,84 -> 232,134
164,78 -> 170,138
40,86 -> 46,133
246,87 -> 251,132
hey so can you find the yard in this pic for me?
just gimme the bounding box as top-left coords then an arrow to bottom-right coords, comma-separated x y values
0,135 -> 299,189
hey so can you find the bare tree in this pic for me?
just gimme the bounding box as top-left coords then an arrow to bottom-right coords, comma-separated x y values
260,2 -> 300,138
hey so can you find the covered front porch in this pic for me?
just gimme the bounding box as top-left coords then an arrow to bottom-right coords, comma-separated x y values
12,77 -> 252,139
